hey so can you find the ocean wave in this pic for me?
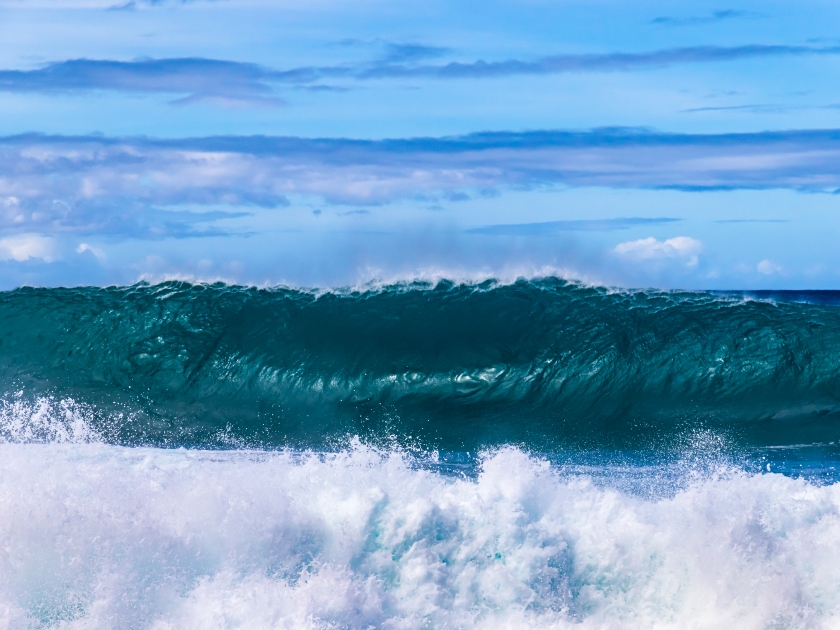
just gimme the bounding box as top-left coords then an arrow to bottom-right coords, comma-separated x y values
1,443 -> 839,629
0,279 -> 839,449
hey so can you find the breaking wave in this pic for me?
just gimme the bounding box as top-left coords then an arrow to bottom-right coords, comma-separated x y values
1,443 -> 839,629
0,279 -> 838,449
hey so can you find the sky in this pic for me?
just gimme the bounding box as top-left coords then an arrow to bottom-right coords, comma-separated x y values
1,0 -> 839,289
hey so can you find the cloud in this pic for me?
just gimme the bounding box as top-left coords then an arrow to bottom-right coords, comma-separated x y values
683,103 -> 840,115
76,242 -> 105,260
651,10 -> 755,26
380,43 -> 450,63
614,236 -> 702,267
4,127 -> 840,238
108,0 -> 211,9
336,39 -> 449,63
0,234 -> 58,262
0,166 -> 261,238
2,44 -> 840,102
466,217 -> 680,235
0,58 -> 285,106
714,219 -> 789,223
757,259 -> 783,275
682,104 -> 798,114
358,45 -> 838,80
0,0 -> 213,7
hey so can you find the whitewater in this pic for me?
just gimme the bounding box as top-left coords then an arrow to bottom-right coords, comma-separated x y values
3,438 -> 840,629
2,279 -> 840,628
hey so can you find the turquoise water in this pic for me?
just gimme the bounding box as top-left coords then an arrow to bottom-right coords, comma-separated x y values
3,279 -> 840,628
1,279 -> 840,450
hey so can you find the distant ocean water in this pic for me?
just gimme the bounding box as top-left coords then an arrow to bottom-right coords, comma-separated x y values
2,279 -> 840,628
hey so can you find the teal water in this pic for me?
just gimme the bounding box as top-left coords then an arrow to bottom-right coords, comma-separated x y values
1,279 -> 839,451
4,279 -> 840,628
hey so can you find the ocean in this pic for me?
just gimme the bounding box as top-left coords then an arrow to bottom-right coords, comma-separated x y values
2,278 -> 840,628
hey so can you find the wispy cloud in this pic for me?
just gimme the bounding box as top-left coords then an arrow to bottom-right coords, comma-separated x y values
0,58 -> 284,106
0,0 -> 216,10
714,219 -> 789,223
683,103 -> 840,115
379,42 -> 451,63
325,38 -> 450,64
2,44 -> 839,103
682,104 -> 798,114
108,0 -> 212,10
4,127 -> 840,239
651,9 -> 756,26
466,217 -> 680,235
358,44 -> 831,80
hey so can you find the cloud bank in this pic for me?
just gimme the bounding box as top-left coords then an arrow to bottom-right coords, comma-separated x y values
2,44 -> 839,102
3,127 -> 840,238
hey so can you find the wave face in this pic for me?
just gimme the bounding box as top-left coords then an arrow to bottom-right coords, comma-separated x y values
1,280 -> 839,449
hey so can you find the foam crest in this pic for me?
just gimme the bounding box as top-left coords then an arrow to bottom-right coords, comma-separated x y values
0,444 -> 838,629
0,395 -> 101,444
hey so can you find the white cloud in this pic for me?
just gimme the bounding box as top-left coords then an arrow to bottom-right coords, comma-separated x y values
3,129 -> 840,240
0,234 -> 58,262
757,259 -> 783,275
613,236 -> 702,267
76,243 -> 105,260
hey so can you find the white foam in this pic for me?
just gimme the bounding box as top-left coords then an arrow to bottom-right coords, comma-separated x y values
0,443 -> 838,629
0,395 -> 101,444
130,268 -> 603,296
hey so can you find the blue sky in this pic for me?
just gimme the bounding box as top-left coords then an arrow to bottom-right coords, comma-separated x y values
1,0 -> 839,289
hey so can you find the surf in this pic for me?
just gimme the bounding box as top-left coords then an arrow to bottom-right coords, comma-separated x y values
1,442 -> 839,629
2,278 -> 840,628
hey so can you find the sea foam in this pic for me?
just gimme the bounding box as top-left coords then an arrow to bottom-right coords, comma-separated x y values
1,443 -> 839,629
